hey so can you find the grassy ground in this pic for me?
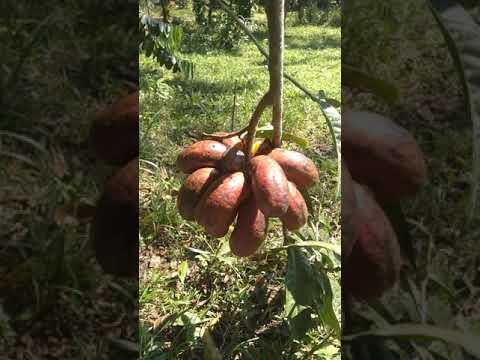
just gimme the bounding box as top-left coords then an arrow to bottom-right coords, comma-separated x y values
139,7 -> 341,360
343,2 -> 480,358
0,2 -> 138,358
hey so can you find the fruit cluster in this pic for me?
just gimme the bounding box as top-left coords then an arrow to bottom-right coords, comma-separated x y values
342,110 -> 427,300
89,91 -> 139,277
176,134 -> 320,257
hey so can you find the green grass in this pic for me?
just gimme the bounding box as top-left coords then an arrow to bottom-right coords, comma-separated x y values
140,8 -> 341,360
343,2 -> 480,358
1,2 -> 138,358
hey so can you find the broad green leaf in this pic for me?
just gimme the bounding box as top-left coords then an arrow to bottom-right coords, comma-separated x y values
315,270 -> 340,336
285,248 -> 317,306
343,324 -> 480,358
284,288 -> 315,338
342,64 -> 400,104
429,2 -> 480,222
314,96 -> 341,196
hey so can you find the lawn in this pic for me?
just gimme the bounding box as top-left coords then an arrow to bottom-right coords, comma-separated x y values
139,6 -> 341,360
342,1 -> 480,358
0,3 -> 138,358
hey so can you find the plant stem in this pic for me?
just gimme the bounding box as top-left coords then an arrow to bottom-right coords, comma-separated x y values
245,92 -> 272,160
231,80 -> 237,131
266,0 -> 285,148
202,125 -> 249,139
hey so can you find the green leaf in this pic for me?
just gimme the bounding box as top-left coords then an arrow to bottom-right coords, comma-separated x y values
429,2 -> 480,222
271,241 -> 341,255
178,261 -> 189,284
315,270 -> 340,336
284,288 -> 315,338
313,96 -> 341,196
255,124 -> 309,148
343,324 -> 480,358
285,248 -> 317,306
342,64 -> 400,104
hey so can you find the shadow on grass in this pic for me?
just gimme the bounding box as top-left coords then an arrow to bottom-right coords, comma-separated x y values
145,275 -> 296,359
286,32 -> 340,50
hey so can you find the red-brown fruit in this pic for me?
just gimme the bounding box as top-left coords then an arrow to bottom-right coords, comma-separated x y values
176,140 -> 227,174
280,181 -> 308,231
195,172 -> 249,237
229,195 -> 268,257
268,148 -> 319,190
177,167 -> 221,221
91,157 -> 138,277
343,182 -> 401,300
342,110 -> 427,202
250,155 -> 289,217
223,135 -> 242,149
210,132 -> 243,150
341,160 -> 357,260
90,91 -> 139,166
221,147 -> 247,173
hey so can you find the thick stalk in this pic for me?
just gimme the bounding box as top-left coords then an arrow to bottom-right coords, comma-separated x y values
266,0 -> 285,148
245,92 -> 272,160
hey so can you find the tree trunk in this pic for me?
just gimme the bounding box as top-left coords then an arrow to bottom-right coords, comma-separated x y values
265,0 -> 285,147
208,1 -> 213,25
161,0 -> 170,23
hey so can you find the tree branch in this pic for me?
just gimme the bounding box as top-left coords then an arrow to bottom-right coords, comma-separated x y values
266,0 -> 285,148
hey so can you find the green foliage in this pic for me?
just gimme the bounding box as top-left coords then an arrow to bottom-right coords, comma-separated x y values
343,2 -> 480,359
1,1 -> 138,356
140,14 -> 194,78
293,0 -> 339,25
342,0 -> 424,69
429,1 -> 480,223
190,0 -> 253,50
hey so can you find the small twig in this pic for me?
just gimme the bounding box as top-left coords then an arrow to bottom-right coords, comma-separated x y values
282,224 -> 291,246
231,81 -> 238,131
202,125 -> 249,140
245,92 -> 272,160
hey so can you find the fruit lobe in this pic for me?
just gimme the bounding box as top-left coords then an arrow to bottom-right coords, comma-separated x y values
268,148 -> 319,190
341,160 -> 357,260
221,147 -> 247,173
177,167 -> 220,221
229,195 -> 268,257
280,181 -> 308,231
342,110 -> 427,202
195,171 -> 249,237
176,140 -> 227,174
91,157 -> 139,277
90,91 -> 139,166
343,182 -> 401,299
250,155 -> 289,217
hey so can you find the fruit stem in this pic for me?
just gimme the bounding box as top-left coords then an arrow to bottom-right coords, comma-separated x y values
245,92 -> 273,160
282,224 -> 292,246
